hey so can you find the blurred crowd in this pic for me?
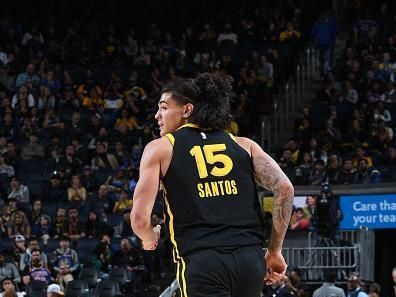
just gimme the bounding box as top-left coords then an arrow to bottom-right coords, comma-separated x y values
278,6 -> 396,185
0,0 -> 307,295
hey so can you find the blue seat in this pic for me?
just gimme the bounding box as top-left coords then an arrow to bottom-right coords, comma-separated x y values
107,214 -> 122,227
65,279 -> 89,297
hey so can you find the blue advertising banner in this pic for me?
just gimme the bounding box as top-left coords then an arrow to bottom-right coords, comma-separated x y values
340,194 -> 396,229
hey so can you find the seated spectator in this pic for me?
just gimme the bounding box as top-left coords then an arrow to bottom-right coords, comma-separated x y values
217,23 -> 238,46
15,64 -> 39,88
22,248 -> 53,286
308,160 -> 326,185
8,235 -> 26,269
295,152 -> 313,185
57,145 -> 82,179
80,165 -> 98,195
44,172 -> 66,204
52,206 -> 67,239
326,153 -> 341,184
113,190 -> 133,214
67,175 -> 87,205
65,208 -> 85,245
112,238 -> 145,285
7,211 -> 31,241
32,215 -> 53,244
0,153 -> 15,195
7,177 -> 30,211
30,199 -> 44,228
106,168 -> 129,192
50,236 -> 78,290
91,143 -> 119,170
114,210 -> 134,239
338,159 -> 357,184
20,239 -> 48,272
20,134 -> 45,161
11,85 -> 35,109
0,206 -> 12,239
0,278 -> 24,297
0,251 -> 21,285
352,146 -> 373,167
85,210 -> 108,238
90,242 -> 112,279
114,109 -> 138,131
87,185 -> 114,218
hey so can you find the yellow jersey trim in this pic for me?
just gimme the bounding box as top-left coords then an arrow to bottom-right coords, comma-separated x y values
177,123 -> 212,131
228,133 -> 237,142
165,133 -> 175,145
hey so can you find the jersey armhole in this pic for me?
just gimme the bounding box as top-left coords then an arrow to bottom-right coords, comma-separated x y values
165,133 -> 175,145
228,133 -> 237,142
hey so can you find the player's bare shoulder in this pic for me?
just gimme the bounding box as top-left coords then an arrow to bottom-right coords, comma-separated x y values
234,136 -> 254,156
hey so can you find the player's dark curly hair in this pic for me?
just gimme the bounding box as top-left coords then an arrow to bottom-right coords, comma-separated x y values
161,72 -> 232,130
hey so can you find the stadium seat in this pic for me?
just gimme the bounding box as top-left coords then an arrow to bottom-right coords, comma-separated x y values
78,267 -> 99,289
65,279 -> 89,297
94,279 -> 121,297
26,280 -> 47,297
109,267 -> 129,287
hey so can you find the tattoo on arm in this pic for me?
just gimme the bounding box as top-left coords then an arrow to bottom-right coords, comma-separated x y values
253,156 -> 294,251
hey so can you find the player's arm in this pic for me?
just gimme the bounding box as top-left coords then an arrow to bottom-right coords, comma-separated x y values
247,139 -> 294,252
236,137 -> 294,283
130,139 -> 162,249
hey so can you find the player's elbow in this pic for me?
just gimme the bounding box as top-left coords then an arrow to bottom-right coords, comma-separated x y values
130,210 -> 151,233
278,179 -> 294,198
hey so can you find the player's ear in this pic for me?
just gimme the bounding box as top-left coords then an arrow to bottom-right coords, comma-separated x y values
183,103 -> 194,118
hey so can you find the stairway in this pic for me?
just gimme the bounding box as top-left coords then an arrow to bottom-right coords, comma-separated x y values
265,31 -> 350,155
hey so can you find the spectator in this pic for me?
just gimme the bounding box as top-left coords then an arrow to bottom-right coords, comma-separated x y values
50,236 -> 78,290
52,206 -> 67,239
85,210 -> 108,238
87,185 -> 114,218
15,64 -> 39,88
112,238 -> 145,285
22,248 -> 53,286
368,283 -> 381,297
32,215 -> 52,244
7,211 -> 31,241
7,177 -> 30,209
0,251 -> 21,285
20,134 -> 45,161
44,172 -> 66,204
113,190 -> 133,214
0,278 -> 24,297
91,143 -> 119,170
347,273 -> 368,297
80,165 -> 98,195
57,145 -> 82,179
311,14 -> 337,77
65,208 -> 85,244
90,242 -> 112,279
338,159 -> 358,184
20,239 -> 48,272
0,153 -> 15,181
263,276 -> 294,297
67,175 -> 87,206
114,210 -> 134,239
313,270 -> 345,297
217,23 -> 238,46
308,159 -> 326,185
46,283 -> 64,297
7,235 -> 26,269
29,199 -> 42,224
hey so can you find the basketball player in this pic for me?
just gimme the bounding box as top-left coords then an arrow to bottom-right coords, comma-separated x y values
131,73 -> 294,297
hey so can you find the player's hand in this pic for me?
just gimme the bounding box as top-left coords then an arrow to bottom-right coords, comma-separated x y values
264,249 -> 287,285
142,225 -> 161,250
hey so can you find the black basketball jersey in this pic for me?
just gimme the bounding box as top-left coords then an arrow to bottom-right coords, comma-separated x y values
161,124 -> 265,259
